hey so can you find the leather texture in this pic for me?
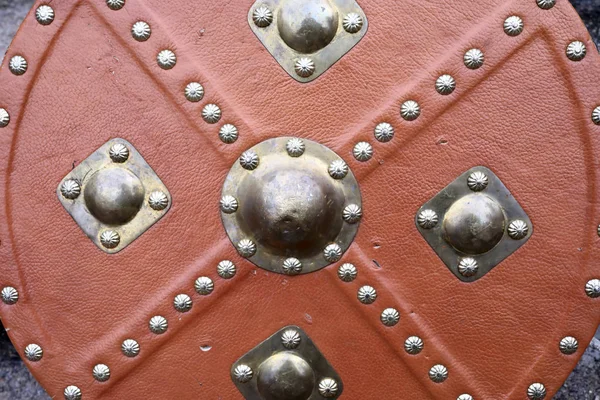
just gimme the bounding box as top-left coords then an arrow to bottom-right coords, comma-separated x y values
0,0 -> 599,399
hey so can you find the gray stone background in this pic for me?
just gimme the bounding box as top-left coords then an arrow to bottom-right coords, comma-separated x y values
0,0 -> 599,399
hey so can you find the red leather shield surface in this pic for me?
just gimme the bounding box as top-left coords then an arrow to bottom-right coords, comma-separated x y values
0,0 -> 599,399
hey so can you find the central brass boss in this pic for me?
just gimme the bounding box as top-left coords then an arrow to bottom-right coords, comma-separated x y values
220,137 -> 362,275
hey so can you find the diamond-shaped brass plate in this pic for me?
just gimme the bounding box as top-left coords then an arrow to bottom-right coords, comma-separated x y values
57,138 -> 171,254
416,166 -> 533,282
231,326 -> 343,399
248,0 -> 368,83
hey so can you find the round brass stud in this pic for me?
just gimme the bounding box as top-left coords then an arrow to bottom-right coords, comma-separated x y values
585,279 -> 600,298
323,243 -> 342,263
295,58 -> 316,78
342,204 -> 362,224
92,364 -> 111,382
220,195 -> 239,214
458,395 -> 474,400
202,104 -> 222,124
256,352 -> 316,399
566,41 -> 587,62
381,308 -> 400,327
0,108 -> 9,128
318,378 -> 339,398
404,336 -> 424,355
417,209 -> 438,229
338,263 -> 357,282
24,344 -> 43,362
429,364 -> 448,383
148,191 -> 169,211
374,122 -> 395,143
106,0 -> 125,10
60,179 -> 81,200
217,260 -> 237,279
464,48 -> 485,69
99,230 -> 120,249
240,151 -> 260,170
64,386 -> 82,400
592,107 -> 600,125
436,74 -> 456,95
1,286 -> 18,305
195,276 -> 215,295
281,329 -> 301,349
109,143 -> 129,163
237,239 -> 257,258
353,141 -> 373,162
559,336 -> 578,355
286,138 -> 306,157
358,285 -> 377,304
121,339 -> 140,357
504,16 -> 524,36
283,258 -> 303,275
458,257 -> 478,277
184,82 -> 204,102
157,49 -> 176,70
219,124 -> 239,144
328,159 -> 348,179
35,5 -> 55,25
234,364 -> 253,383
252,6 -> 273,28
9,55 -> 27,76
131,21 -> 151,42
527,383 -> 547,400
279,0 -> 338,53
467,171 -> 488,191
343,13 -> 364,33
537,0 -> 556,9
173,294 -> 193,313
149,316 -> 168,334
401,100 -> 421,121
508,219 -> 529,240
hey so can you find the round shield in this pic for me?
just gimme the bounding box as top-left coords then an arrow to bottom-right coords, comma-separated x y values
0,0 -> 599,399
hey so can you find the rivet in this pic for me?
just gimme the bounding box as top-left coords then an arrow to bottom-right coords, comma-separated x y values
508,220 -> 529,240
131,21 -> 151,42
149,315 -> 168,334
504,16 -> 524,36
343,204 -> 362,224
217,260 -> 237,279
220,195 -> 239,214
353,141 -> 373,162
374,122 -> 395,142
318,378 -> 339,398
240,151 -> 260,170
184,82 -> 204,102
537,0 -> 556,9
283,257 -> 302,275
9,55 -> 27,76
24,344 -> 43,362
92,364 -> 111,382
417,209 -> 438,229
592,107 -> 600,125
157,49 -> 176,70
121,339 -> 140,357
1,286 -> 19,305
401,100 -> 421,121
281,329 -> 301,349
464,48 -> 485,69
237,239 -> 257,258
380,308 -> 400,327
429,364 -> 448,383
436,74 -> 456,95
295,57 -> 315,78
202,104 -> 222,124
109,143 -> 129,163
0,108 -> 9,127
585,279 -> 600,298
458,257 -> 478,277
328,159 -> 348,179
195,276 -> 215,295
343,13 -> 363,33
338,263 -> 357,282
64,386 -> 82,400
286,138 -> 305,157
148,191 -> 169,211
252,6 -> 273,28
404,336 -> 424,355
358,285 -> 377,304
566,41 -> 587,62
219,124 -> 239,144
323,243 -> 342,263
559,336 -> 578,355
527,383 -> 547,400
106,0 -> 125,10
35,5 -> 55,25
457,395 -> 474,400
233,364 -> 253,383
173,294 -> 193,313
467,171 -> 488,191
60,179 -> 81,200
100,230 -> 120,249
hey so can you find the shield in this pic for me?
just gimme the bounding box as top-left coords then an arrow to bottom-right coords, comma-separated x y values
0,0 -> 599,399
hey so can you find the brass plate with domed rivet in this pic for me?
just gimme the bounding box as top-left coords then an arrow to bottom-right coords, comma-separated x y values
416,166 -> 532,282
57,138 -> 171,254
231,325 -> 343,399
248,0 -> 368,83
